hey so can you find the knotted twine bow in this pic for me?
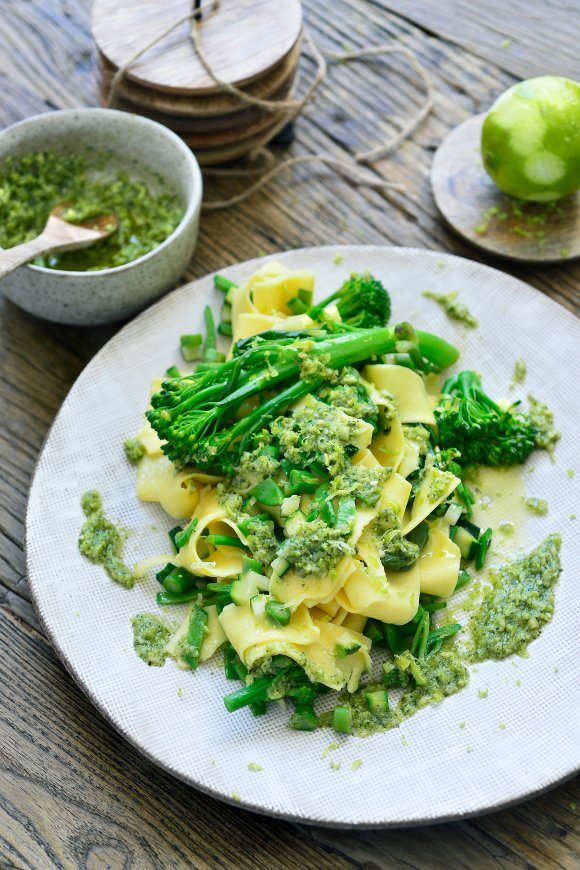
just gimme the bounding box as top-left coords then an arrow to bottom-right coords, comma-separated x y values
107,0 -> 434,211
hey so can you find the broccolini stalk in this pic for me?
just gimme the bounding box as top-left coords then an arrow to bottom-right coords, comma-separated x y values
148,327 -> 402,470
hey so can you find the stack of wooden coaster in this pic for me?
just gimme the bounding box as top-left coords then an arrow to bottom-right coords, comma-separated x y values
92,0 -> 303,165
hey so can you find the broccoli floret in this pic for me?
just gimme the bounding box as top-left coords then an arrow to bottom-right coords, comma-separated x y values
435,370 -> 537,466
309,272 -> 391,328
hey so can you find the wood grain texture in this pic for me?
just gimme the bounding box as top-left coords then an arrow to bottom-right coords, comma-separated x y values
0,0 -> 578,866
432,113 -> 580,263
92,0 -> 302,94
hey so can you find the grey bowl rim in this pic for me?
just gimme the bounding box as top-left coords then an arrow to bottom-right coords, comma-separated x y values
0,107 -> 203,278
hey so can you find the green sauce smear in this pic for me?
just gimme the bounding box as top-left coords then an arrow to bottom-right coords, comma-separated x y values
78,490 -> 135,588
468,534 -> 561,662
321,645 -> 469,737
422,290 -> 479,328
0,151 -> 183,271
131,613 -> 175,666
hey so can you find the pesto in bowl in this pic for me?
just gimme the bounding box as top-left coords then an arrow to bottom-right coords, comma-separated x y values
0,150 -> 184,271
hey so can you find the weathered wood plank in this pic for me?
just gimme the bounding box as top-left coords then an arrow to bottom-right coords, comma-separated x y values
377,0 -> 580,81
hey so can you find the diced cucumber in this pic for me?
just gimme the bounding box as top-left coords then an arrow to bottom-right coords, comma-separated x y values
459,519 -> 481,538
220,302 -> 232,323
180,333 -> 202,362
364,689 -> 389,714
265,598 -> 291,626
284,510 -> 307,536
333,704 -> 352,734
444,502 -> 463,525
231,570 -> 269,605
250,594 -> 267,620
242,556 -> 263,574
452,526 -> 479,561
280,494 -> 301,517
271,555 -> 290,576
334,638 -> 362,658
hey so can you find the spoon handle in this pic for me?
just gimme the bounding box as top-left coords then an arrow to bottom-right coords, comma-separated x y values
0,231 -> 55,281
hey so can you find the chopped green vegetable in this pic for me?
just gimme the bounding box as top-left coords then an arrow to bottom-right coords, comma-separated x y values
333,704 -> 353,734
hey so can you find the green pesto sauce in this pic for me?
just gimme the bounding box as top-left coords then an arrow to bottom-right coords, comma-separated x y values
271,396 -> 359,475
468,534 -> 561,662
123,437 -> 145,465
512,358 -> 527,385
321,645 -> 469,737
318,367 -> 379,422
528,394 -> 560,454
78,490 -> 135,588
131,613 -> 175,666
422,290 -> 478,328
525,496 -> 549,516
0,151 -> 183,271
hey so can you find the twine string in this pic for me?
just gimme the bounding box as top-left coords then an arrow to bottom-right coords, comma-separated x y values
106,0 -> 434,210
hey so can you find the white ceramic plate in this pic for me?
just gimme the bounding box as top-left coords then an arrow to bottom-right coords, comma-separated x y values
27,246 -> 580,827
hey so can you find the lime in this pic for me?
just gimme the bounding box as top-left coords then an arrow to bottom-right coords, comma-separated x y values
481,76 -> 580,202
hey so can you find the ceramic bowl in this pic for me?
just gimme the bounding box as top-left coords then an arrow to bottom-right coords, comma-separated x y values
0,108 -> 202,325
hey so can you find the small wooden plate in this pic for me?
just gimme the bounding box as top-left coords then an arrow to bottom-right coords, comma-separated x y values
92,0 -> 302,95
431,113 -> 580,264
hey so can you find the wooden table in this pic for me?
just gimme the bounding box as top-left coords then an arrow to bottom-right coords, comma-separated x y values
1,1 -> 578,866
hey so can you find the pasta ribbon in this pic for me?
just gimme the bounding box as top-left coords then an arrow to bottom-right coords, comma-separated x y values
363,364 -> 436,425
419,527 -> 461,597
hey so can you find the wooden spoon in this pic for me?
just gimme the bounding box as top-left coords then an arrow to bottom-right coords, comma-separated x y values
0,203 -> 118,279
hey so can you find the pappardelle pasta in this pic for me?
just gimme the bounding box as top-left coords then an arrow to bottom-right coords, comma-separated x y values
82,260 -> 561,736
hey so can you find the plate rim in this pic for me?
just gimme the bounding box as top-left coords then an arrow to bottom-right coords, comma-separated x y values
25,245 -> 580,828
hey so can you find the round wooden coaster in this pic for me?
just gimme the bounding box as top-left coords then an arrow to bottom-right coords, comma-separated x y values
92,0 -> 302,95
98,80 -> 294,134
97,86 -> 282,147
96,37 -> 300,118
431,113 -> 580,264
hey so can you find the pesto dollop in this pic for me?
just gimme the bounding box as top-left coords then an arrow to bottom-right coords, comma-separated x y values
0,151 -> 183,271
525,496 -> 549,516
528,394 -> 560,454
131,613 -> 174,666
271,396 -> 360,475
468,534 -> 561,661
123,437 -> 145,465
78,490 -> 135,588
422,290 -> 478,328
323,645 -> 469,737
511,358 -> 527,387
